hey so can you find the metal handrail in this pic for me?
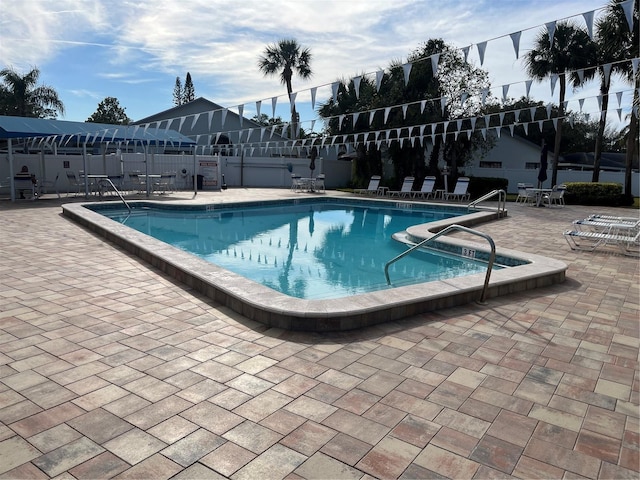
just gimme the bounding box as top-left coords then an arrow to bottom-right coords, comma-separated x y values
100,178 -> 131,212
384,224 -> 496,304
468,189 -> 507,217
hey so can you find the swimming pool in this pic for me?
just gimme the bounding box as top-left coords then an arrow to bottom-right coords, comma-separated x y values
62,194 -> 567,331
96,201 -> 501,300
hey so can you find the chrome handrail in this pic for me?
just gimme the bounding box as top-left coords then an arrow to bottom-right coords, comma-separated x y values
384,224 -> 496,303
468,189 -> 507,217
100,178 -> 131,212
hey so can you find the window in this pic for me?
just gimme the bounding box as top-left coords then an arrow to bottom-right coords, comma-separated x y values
525,163 -> 540,169
479,161 -> 502,168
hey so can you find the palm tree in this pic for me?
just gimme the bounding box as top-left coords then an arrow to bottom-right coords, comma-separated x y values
0,66 -> 65,118
590,0 -> 638,183
523,22 -> 596,187
258,39 -> 312,139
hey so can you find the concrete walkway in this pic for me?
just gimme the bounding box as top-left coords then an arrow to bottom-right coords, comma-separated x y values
0,190 -> 638,479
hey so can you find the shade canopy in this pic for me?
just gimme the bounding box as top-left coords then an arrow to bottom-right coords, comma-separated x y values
0,115 -> 196,146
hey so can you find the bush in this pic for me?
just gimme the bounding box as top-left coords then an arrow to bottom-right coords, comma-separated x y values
467,176 -> 508,199
563,182 -> 628,206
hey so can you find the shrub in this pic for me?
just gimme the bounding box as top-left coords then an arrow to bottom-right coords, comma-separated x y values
563,182 -> 627,206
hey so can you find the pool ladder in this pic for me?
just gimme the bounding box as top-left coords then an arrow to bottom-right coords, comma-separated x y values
97,178 -> 131,212
468,189 -> 507,217
384,224 -> 496,304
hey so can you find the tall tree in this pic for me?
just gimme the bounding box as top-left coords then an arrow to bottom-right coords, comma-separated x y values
258,39 -> 312,139
523,22 -> 596,187
173,76 -> 182,106
590,0 -> 638,182
0,66 -> 64,118
183,72 -> 195,103
86,97 -> 131,124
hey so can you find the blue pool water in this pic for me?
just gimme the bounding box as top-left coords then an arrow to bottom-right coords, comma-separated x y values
96,200 -> 498,300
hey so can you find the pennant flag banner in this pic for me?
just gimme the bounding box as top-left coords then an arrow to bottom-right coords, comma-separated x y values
402,63 -> 412,86
331,82 -> 340,103
375,70 -> 384,92
272,97 -> 277,117
510,31 -> 521,59
255,100 -> 261,118
238,105 -> 244,127
546,21 -> 557,46
583,10 -> 595,39
476,41 -> 487,65
310,87 -> 317,110
353,76 -> 362,99
431,53 -> 440,76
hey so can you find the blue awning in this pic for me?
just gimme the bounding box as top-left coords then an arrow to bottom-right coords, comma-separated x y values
0,115 -> 196,146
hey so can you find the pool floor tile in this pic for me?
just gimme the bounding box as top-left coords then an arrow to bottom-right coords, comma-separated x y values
0,191 -> 638,479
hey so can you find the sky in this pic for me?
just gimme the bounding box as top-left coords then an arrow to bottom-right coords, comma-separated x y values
0,0 -> 635,133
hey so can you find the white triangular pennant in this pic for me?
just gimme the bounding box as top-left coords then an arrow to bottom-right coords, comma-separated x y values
190,113 -> 201,130
509,124 -> 515,136
617,91 -> 623,107
441,97 -> 447,115
420,100 -> 427,113
579,98 -> 585,111
289,93 -> 296,113
597,95 -> 603,111
402,104 -> 408,119
384,107 -> 392,124
546,103 -> 552,119
538,120 -> 544,132
461,46 -> 470,62
481,88 -> 489,106
529,106 -> 537,121
495,127 -> 501,138
221,109 -> 228,128
617,108 -> 623,121
260,127 -> 266,142
255,100 -> 261,118
546,21 -> 556,46
402,63 -> 412,86
525,79 -> 533,98
375,70 -> 384,92
338,114 -> 345,130
178,116 -> 186,131
208,110 -> 214,129
577,69 -> 585,84
523,122 -> 528,135
499,112 -> 505,125
552,118 -> 558,131
460,92 -> 468,107
272,97 -> 277,117
352,76 -> 362,99
431,53 -> 440,76
369,110 -> 376,126
515,109 -> 521,123
510,31 -> 522,59
310,87 -> 317,110
476,41 -> 487,65
480,128 -> 487,140
602,63 -> 612,86
502,84 -> 509,102
470,117 -> 477,131
632,58 -> 639,77
550,74 -> 559,96
621,0 -> 634,31
238,105 -> 244,127
582,10 -> 595,39
331,82 -> 340,103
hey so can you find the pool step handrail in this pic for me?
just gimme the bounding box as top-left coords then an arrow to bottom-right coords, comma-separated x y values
100,178 -> 131,212
384,224 -> 496,304
468,189 -> 507,217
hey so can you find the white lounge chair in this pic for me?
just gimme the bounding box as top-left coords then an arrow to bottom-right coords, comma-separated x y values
354,175 -> 381,195
314,173 -> 325,192
66,171 -> 83,197
413,176 -> 436,199
388,176 -> 415,198
444,177 -> 470,202
572,218 -> 640,233
564,229 -> 640,257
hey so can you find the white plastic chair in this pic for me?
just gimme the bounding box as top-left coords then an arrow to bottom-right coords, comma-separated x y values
516,183 -> 535,204
388,176 -> 415,197
354,175 -> 381,195
314,174 -> 325,192
444,177 -> 471,202
543,185 -> 566,207
413,176 -> 436,199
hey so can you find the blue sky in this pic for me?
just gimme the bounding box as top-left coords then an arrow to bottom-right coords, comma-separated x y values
0,0 -> 633,132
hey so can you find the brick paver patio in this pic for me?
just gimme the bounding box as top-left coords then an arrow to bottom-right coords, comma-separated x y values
0,190 -> 638,479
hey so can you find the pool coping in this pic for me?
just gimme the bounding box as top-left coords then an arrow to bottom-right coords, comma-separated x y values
62,198 -> 567,331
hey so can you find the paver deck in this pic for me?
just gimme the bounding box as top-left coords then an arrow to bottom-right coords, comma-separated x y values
0,189 -> 638,479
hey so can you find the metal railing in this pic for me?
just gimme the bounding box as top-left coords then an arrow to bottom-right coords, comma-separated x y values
468,189 -> 507,217
98,178 -> 131,212
384,224 -> 496,303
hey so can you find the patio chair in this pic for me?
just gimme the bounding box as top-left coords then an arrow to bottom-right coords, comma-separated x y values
155,172 -> 176,194
412,176 -> 436,199
542,184 -> 566,207
444,177 -> 470,202
291,173 -> 302,192
354,175 -> 381,195
515,183 -> 535,204
66,171 -> 83,197
388,176 -> 415,198
40,173 -> 60,198
572,218 -> 640,234
563,228 -> 640,257
314,174 -> 325,192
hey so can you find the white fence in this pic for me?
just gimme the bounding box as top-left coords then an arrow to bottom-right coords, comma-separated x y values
2,152 -> 637,196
